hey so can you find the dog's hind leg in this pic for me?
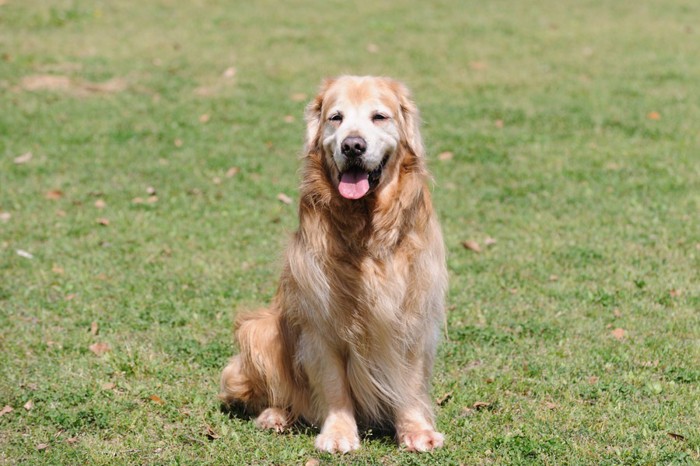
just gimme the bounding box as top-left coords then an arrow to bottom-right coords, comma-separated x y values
219,308 -> 299,431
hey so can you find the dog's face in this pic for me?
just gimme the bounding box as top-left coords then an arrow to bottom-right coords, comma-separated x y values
306,76 -> 422,200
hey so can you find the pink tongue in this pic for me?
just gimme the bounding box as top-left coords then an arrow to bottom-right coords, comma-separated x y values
338,171 -> 370,200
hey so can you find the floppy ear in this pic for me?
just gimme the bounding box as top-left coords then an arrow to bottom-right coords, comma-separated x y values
390,80 -> 424,157
304,78 -> 336,151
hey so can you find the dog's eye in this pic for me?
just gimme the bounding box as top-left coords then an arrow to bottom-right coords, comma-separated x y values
372,113 -> 389,122
329,113 -> 343,123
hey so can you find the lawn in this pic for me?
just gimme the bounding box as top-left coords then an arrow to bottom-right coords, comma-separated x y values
1,0 -> 699,464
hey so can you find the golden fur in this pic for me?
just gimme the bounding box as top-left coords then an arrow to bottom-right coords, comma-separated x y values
220,76 -> 447,453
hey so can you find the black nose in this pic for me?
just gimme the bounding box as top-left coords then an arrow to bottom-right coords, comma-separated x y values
341,136 -> 367,158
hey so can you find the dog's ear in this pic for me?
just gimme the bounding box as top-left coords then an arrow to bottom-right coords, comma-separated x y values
304,78 -> 336,151
390,80 -> 424,157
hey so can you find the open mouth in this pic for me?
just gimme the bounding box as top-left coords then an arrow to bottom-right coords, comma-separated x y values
337,156 -> 388,200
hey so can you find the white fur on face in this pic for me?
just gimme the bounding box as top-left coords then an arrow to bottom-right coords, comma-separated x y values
320,87 -> 401,174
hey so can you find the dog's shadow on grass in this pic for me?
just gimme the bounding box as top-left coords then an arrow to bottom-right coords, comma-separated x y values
220,402 -> 397,446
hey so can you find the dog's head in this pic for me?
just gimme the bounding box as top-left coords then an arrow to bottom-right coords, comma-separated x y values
305,76 -> 423,200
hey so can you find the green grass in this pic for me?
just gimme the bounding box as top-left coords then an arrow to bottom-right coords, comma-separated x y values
1,0 -> 699,464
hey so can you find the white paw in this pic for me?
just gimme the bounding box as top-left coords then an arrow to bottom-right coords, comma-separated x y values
254,408 -> 289,433
400,429 -> 445,452
314,431 -> 361,454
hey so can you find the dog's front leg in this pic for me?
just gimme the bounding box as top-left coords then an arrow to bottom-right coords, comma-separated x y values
302,336 -> 360,454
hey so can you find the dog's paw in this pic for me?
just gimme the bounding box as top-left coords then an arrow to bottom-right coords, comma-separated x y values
399,429 -> 445,452
254,407 -> 289,433
314,431 -> 360,454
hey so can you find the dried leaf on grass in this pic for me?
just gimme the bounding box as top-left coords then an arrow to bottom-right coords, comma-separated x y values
36,443 -> 49,451
438,151 -> 453,161
436,392 -> 453,406
16,249 -> 33,259
667,432 -> 685,441
149,394 -> 165,405
305,459 -> 321,466
0,212 -> 11,222
462,240 -> 481,253
24,400 -> 34,411
97,218 -> 110,226
472,401 -> 491,410
277,193 -> 292,205
90,321 -> 99,336
0,405 -> 13,417
611,328 -> 625,340
45,190 -> 63,200
89,342 -> 110,356
14,152 -> 33,164
204,424 -> 220,440
647,111 -> 661,120
94,199 -> 106,209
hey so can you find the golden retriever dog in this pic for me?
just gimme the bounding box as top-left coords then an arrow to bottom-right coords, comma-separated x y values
220,76 -> 447,453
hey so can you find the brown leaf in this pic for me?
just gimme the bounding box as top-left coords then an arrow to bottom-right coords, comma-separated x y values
14,152 -> 33,164
94,199 -> 106,209
147,195 -> 158,204
462,240 -> 481,253
495,119 -> 504,128
146,186 -> 157,195
484,237 -> 497,247
305,459 -> 321,466
66,437 -> 79,445
24,400 -> 34,411
436,391 -> 453,406
647,111 -> 661,120
225,167 -> 240,178
45,190 -> 63,200
277,193 -> 292,205
222,67 -> 237,79
198,113 -> 210,123
97,218 -> 110,226
89,342 -> 110,356
548,274 -> 559,282
0,212 -> 10,222
669,289 -> 681,297
212,176 -> 222,185
588,376 -> 599,384
36,443 -> 49,451
611,328 -> 625,340
149,394 -> 165,405
204,424 -> 220,440
90,321 -> 99,336
667,432 -> 685,441
0,405 -> 13,417
101,382 -> 115,390
472,401 -> 491,410
544,402 -> 558,410
438,151 -> 453,161
65,293 -> 76,301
